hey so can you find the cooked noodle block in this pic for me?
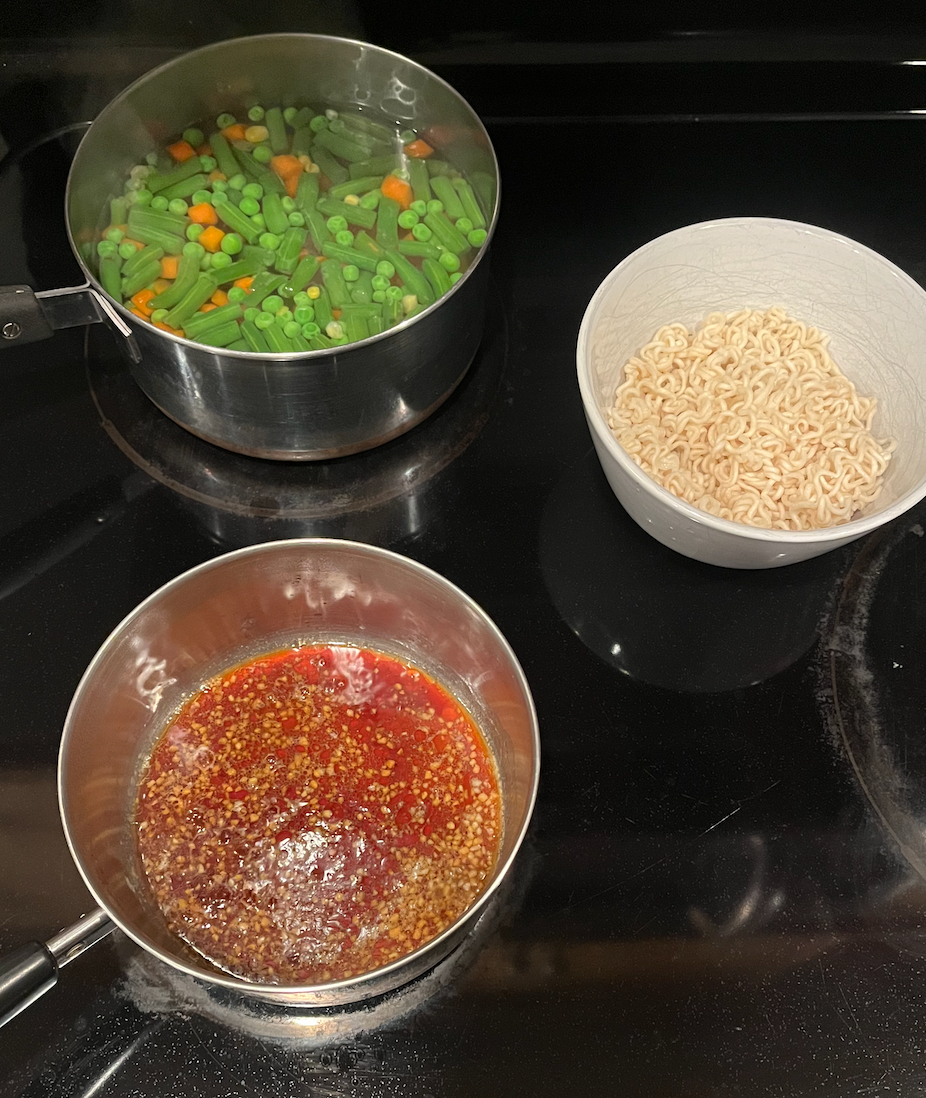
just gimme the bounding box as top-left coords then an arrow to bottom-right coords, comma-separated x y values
607,307 -> 895,531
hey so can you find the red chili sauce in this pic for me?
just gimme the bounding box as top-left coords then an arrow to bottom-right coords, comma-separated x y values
135,644 -> 502,984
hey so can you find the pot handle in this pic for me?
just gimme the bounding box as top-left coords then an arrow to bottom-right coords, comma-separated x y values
0,283 -> 141,363
0,908 -> 114,1028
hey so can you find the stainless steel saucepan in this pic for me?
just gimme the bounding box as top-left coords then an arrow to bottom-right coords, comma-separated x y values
0,35 -> 499,459
0,540 -> 539,1026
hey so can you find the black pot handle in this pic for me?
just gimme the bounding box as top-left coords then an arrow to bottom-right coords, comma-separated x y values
0,908 -> 114,1028
0,283 -> 141,362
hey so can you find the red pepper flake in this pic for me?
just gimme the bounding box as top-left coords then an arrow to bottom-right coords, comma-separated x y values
275,830 -> 293,843
432,733 -> 449,753
230,790 -> 247,801
281,717 -> 297,731
441,705 -> 457,722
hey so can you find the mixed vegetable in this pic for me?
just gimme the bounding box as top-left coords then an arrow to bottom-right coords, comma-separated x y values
91,105 -> 494,353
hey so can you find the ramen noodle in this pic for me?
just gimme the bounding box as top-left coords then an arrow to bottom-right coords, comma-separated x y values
607,307 -> 895,531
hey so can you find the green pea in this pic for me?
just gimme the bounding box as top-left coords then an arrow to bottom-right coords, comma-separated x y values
118,241 -> 137,260
216,113 -> 236,129
375,260 -> 396,279
456,217 -> 474,234
227,173 -> 247,191
468,228 -> 488,247
280,319 -> 299,338
427,199 -> 444,215
293,291 -> 310,307
191,190 -> 213,206
255,311 -> 275,330
262,295 -> 284,313
199,155 -> 217,172
259,232 -> 281,251
449,272 -> 463,284
360,191 -> 381,210
200,253 -> 213,270
397,210 -> 419,229
211,180 -> 228,193
248,106 -> 265,122
239,196 -> 260,216
134,189 -> 153,207
412,223 -> 433,242
253,144 -> 273,164
244,306 -> 261,322
372,289 -> 386,303
301,321 -> 321,338
399,129 -> 416,143
106,227 -> 125,242
251,214 -> 266,230
283,106 -> 297,124
288,211 -> 306,227
168,199 -> 188,216
438,251 -> 460,272
371,274 -> 390,291
242,182 -> 264,199
335,230 -> 354,246
151,195 -> 170,211
276,306 -> 293,321
309,114 -> 328,132
221,233 -> 244,255
281,196 -> 296,213
211,251 -> 233,269
326,215 -> 348,234
150,308 -> 169,323
183,240 -> 205,258
293,305 -> 315,323
342,265 -> 360,282
97,240 -> 118,258
186,223 -> 205,241
410,199 -> 427,216
183,128 -> 204,147
228,285 -> 248,303
329,118 -> 345,134
385,285 -> 403,301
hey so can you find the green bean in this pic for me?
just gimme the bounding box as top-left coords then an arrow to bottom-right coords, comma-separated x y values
337,303 -> 380,318
375,195 -> 399,252
122,244 -> 163,281
339,111 -> 396,144
315,197 -> 377,230
212,196 -> 260,244
308,335 -> 333,351
240,244 -> 277,268
328,176 -> 384,201
451,177 -> 486,229
295,172 -> 320,213
349,271 -> 375,304
320,241 -> 379,272
342,310 -> 370,343
313,287 -> 334,330
128,205 -> 186,235
196,321 -> 243,349
184,302 -> 244,338
367,315 -> 384,337
164,272 -> 219,329
149,252 -> 200,309
207,133 -> 240,180
291,333 -> 312,352
231,145 -> 261,180
304,207 -> 329,252
99,255 -> 123,300
384,249 -> 434,307
125,221 -> 185,255
426,159 -> 454,177
470,171 -> 496,217
397,239 -> 442,261
291,126 -> 314,156
146,157 -> 206,194
424,210 -> 470,255
264,107 -> 288,154
312,127 -> 371,164
241,319 -> 270,352
321,260 -> 351,307
121,258 -> 161,299
110,196 -> 128,226
407,158 -> 431,204
422,257 -> 452,298
248,272 -> 287,301
382,293 -> 403,328
310,145 -> 349,185
264,324 -> 295,353
286,255 -> 319,291
261,192 -> 288,236
156,174 -> 206,201
349,155 -> 399,180
214,254 -> 268,284
274,227 -> 307,275
429,175 -> 465,220
228,338 -> 250,352
352,231 -> 386,260
290,107 -> 314,131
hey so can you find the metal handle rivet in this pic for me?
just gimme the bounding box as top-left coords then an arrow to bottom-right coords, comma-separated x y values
2,322 -> 21,340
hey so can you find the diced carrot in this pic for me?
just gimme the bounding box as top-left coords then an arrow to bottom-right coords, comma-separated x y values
332,308 -> 341,320
196,143 -> 212,156
222,123 -> 247,142
381,174 -> 413,209
152,278 -> 171,294
233,276 -> 254,291
130,288 -> 156,315
160,255 -> 180,280
188,202 -> 219,226
207,169 -> 227,184
154,321 -> 184,337
200,303 -> 217,313
168,140 -> 197,163
122,238 -> 144,251
403,139 -> 434,159
198,225 -> 225,252
129,308 -> 147,321
270,154 -> 304,197
211,289 -> 229,307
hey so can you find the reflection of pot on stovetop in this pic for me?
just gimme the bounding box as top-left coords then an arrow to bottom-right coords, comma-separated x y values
0,34 -> 499,460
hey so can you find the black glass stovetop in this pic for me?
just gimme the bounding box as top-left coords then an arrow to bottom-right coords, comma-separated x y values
4,37 -> 926,1098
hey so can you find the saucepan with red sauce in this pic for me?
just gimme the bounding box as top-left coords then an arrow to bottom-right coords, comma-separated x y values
0,540 -> 539,1023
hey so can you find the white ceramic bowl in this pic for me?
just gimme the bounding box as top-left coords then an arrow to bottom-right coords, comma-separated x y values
577,217 -> 926,569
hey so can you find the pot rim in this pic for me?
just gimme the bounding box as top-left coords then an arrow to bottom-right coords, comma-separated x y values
57,537 -> 540,999
65,32 -> 501,360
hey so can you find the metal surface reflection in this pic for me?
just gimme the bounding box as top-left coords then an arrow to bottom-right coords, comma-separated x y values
540,448 -> 851,692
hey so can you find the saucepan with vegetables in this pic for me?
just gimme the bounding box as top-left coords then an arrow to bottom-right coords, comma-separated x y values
0,35 -> 499,459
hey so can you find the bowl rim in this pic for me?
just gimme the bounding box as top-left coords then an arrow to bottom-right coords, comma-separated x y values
58,537 -> 540,997
576,215 -> 926,544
